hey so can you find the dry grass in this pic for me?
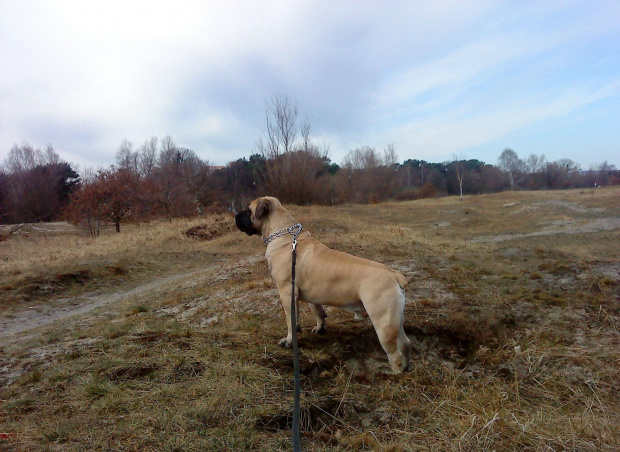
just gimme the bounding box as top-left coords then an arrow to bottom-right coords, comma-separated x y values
1,187 -> 619,451
0,216 -> 237,312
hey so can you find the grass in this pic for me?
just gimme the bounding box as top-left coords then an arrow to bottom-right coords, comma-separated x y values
0,215 -> 237,313
1,187 -> 619,451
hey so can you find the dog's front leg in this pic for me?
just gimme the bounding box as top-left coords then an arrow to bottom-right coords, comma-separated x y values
276,284 -> 300,349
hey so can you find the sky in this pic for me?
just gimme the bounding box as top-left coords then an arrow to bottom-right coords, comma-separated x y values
1,0 -> 619,172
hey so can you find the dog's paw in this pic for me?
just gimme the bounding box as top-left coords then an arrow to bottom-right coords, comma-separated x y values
389,356 -> 411,373
311,325 -> 326,335
278,338 -> 293,349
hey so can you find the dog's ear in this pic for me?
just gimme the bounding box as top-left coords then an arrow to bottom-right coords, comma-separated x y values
255,198 -> 270,220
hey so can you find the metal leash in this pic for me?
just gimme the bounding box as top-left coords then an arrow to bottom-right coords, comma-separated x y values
290,224 -> 302,452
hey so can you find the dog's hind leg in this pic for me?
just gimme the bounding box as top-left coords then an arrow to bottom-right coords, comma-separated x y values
364,288 -> 409,373
373,321 -> 406,373
308,303 -> 327,335
397,328 -> 411,371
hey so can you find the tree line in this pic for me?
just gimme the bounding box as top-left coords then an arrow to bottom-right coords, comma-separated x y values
1,96 -> 618,233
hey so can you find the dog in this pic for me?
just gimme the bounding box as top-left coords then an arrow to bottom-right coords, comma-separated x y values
235,196 -> 411,372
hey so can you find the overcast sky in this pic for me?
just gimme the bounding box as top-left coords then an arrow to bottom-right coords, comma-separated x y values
1,1 -> 619,171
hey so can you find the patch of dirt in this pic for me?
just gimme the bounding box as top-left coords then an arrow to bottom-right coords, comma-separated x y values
255,397 -> 373,434
154,255 -> 276,324
407,329 -> 474,369
184,217 -> 234,240
391,260 -> 459,305
0,338 -> 100,386
103,363 -> 160,382
164,361 -> 206,383
507,200 -> 607,216
595,263 -> 620,282
472,217 -> 620,243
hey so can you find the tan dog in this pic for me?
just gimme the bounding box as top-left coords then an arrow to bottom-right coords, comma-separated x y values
235,196 -> 411,372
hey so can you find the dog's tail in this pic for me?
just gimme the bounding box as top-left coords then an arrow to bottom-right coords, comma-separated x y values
393,270 -> 408,289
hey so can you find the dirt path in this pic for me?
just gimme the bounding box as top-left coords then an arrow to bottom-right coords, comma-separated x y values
0,268 -> 211,340
0,254 -> 266,344
472,217 -> 620,243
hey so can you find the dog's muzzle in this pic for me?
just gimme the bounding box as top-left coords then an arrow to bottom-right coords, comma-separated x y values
235,209 -> 259,236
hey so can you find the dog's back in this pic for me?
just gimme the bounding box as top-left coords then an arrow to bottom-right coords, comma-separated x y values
294,236 -> 406,305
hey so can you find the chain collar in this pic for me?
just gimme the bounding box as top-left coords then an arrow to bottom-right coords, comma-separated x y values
263,223 -> 303,246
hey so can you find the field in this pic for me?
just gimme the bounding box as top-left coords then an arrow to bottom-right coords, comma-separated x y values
1,188 -> 619,451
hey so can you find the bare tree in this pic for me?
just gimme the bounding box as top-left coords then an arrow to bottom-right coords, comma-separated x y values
453,155 -> 465,201
80,166 -> 98,185
526,154 -> 546,174
138,136 -> 158,178
343,146 -> 382,170
590,161 -> 616,186
160,135 -> 176,154
115,140 -> 138,173
498,148 -> 523,189
5,142 -> 47,173
300,116 -> 312,152
384,143 -> 398,167
253,95 -> 332,203
267,94 -> 298,156
340,146 -> 397,203
150,144 -> 210,218
255,95 -> 299,197
255,95 -> 298,159
556,158 -> 579,172
116,138 -> 159,178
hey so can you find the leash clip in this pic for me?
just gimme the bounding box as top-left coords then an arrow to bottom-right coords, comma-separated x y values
289,224 -> 302,252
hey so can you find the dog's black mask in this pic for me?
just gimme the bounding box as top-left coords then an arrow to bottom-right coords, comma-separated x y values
235,208 -> 259,236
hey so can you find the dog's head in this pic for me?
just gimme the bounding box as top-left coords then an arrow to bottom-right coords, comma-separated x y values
235,196 -> 280,236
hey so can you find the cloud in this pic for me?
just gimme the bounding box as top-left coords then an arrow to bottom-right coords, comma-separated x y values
1,1 -> 619,170
379,79 -> 620,163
